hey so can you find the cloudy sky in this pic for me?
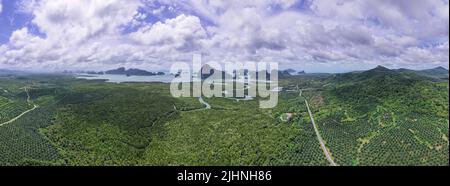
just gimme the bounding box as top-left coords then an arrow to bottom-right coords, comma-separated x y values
0,0 -> 448,72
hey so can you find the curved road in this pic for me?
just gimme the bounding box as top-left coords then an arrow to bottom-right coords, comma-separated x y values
302,91 -> 338,166
0,104 -> 38,127
0,87 -> 38,127
199,96 -> 211,109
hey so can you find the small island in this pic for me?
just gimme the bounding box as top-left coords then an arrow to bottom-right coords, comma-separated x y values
68,67 -> 166,76
105,67 -> 165,76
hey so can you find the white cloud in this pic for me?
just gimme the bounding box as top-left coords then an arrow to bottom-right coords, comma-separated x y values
32,0 -> 141,43
130,14 -> 206,51
0,0 -> 448,71
1,0 -> 146,70
0,0 -> 3,14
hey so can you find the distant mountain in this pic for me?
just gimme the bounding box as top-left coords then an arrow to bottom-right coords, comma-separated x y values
416,66 -> 449,80
278,69 -> 297,78
198,64 -> 277,80
327,65 -> 448,114
282,69 -> 296,75
330,65 -> 446,83
199,65 -> 241,80
370,65 -> 391,72
284,69 -> 296,73
104,67 -> 164,76
86,71 -> 104,75
126,68 -> 156,76
394,66 -> 449,80
331,65 -> 421,83
0,69 -> 14,74
0,69 -> 25,75
105,67 -> 127,75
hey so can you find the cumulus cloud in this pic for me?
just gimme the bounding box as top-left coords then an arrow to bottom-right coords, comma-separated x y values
29,0 -> 141,47
0,0 -> 3,14
0,0 -> 448,71
130,14 -> 206,51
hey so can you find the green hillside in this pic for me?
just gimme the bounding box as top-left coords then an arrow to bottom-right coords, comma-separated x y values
416,67 -> 449,80
312,66 -> 449,165
0,70 -> 448,166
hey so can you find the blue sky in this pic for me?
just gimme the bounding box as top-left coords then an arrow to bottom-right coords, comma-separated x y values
0,0 -> 25,43
0,0 -> 448,72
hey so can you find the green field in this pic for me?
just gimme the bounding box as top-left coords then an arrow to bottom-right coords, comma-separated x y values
0,68 -> 448,166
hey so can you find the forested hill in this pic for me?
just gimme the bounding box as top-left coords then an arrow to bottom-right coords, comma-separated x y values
396,66 -> 449,80
329,66 -> 431,83
325,66 -> 449,116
